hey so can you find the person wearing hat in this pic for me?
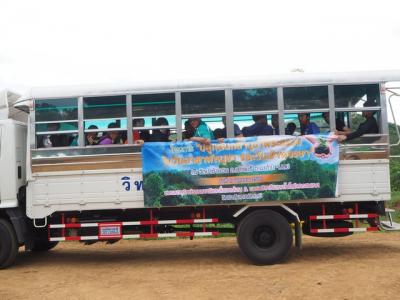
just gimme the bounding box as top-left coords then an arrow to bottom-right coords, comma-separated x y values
188,118 -> 214,145
336,99 -> 379,142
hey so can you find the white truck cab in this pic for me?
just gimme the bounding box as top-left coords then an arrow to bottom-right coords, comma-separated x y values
0,90 -> 27,208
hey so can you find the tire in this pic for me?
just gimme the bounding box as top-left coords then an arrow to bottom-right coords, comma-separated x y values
31,240 -> 58,252
237,210 -> 293,265
0,219 -> 19,269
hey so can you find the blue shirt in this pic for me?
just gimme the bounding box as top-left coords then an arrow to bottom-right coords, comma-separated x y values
194,121 -> 214,139
242,122 -> 273,137
304,122 -> 320,135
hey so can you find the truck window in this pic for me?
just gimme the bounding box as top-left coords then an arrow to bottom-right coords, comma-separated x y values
283,86 -> 328,110
181,90 -> 225,114
131,93 -> 176,143
334,84 -> 380,108
181,90 -> 225,141
232,88 -> 279,136
83,95 -> 127,145
233,88 -> 277,112
35,98 -> 78,148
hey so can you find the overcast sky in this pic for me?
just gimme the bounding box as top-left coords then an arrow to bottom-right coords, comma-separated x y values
1,0 -> 400,122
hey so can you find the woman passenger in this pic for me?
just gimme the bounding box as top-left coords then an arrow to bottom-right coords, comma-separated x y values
99,123 -> 122,145
86,125 -> 100,145
188,118 -> 214,145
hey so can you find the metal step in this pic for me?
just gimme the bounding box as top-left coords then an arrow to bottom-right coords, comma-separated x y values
380,221 -> 400,231
379,208 -> 400,231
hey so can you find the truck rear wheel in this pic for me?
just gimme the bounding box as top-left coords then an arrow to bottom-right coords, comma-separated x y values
237,210 -> 293,265
0,219 -> 18,269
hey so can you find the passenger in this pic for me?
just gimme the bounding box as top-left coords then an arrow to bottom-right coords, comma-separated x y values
298,113 -> 320,135
213,128 -> 225,139
336,111 -> 379,142
149,117 -> 170,142
132,118 -> 150,142
285,122 -> 297,135
182,120 -> 195,140
271,115 -> 280,135
213,117 -> 243,139
322,112 -> 349,132
39,123 -> 69,148
242,115 -> 273,137
86,125 -> 100,145
189,118 -> 214,145
99,123 -> 122,145
124,118 -> 149,145
69,134 -> 79,147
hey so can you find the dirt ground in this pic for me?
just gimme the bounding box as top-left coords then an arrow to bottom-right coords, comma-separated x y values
1,233 -> 400,300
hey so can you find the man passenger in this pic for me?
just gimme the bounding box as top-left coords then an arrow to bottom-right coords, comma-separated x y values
336,99 -> 379,142
214,117 -> 243,139
336,111 -> 379,142
149,117 -> 170,142
242,115 -> 273,137
285,122 -> 297,135
271,115 -> 280,135
39,123 -> 70,148
298,113 -> 320,135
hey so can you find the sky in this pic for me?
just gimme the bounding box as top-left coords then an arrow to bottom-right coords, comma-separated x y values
1,0 -> 400,122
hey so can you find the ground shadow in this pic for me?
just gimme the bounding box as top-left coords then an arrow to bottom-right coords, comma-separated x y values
11,238 -> 400,269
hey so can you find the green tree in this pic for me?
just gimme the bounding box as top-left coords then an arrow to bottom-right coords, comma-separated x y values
319,184 -> 334,198
289,190 -> 307,200
144,172 -> 165,206
262,191 -> 278,201
390,159 -> 400,191
277,191 -> 290,200
219,160 -> 242,169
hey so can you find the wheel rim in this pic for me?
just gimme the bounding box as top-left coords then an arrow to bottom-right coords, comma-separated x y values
253,225 -> 276,249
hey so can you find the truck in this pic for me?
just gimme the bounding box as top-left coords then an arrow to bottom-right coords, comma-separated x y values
1,71 -> 400,268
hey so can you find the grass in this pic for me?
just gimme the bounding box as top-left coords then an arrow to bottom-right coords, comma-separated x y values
386,191 -> 400,224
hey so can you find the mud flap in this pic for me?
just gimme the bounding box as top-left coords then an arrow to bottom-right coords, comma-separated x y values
294,221 -> 302,249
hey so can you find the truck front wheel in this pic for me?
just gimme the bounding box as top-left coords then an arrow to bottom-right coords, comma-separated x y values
237,210 -> 293,265
0,219 -> 18,269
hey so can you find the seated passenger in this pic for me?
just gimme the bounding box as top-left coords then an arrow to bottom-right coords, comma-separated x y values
213,128 -> 225,139
213,117 -> 243,139
99,123 -> 122,145
182,120 -> 195,140
322,112 -> 349,132
189,118 -> 214,145
271,115 -> 280,135
132,118 -> 150,142
242,115 -> 273,137
149,117 -> 170,142
69,134 -> 79,146
125,118 -> 150,145
86,125 -> 100,145
298,113 -> 320,135
39,123 -> 70,148
336,111 -> 379,142
285,122 -> 297,135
